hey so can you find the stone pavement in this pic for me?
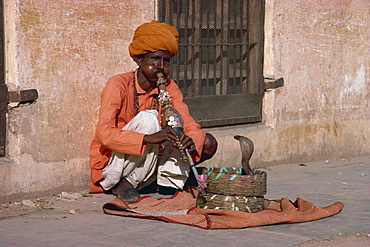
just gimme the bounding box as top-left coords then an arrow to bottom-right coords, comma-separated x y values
0,156 -> 369,247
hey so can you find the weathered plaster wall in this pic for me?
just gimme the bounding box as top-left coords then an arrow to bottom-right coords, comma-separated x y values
1,0 -> 369,201
205,0 -> 369,168
1,0 -> 155,201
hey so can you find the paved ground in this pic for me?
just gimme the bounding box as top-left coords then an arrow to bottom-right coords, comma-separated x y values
0,156 -> 369,247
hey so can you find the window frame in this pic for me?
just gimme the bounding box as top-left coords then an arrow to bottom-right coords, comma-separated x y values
162,0 -> 265,128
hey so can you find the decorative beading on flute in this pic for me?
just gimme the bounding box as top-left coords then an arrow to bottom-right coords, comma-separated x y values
156,71 -> 186,159
157,73 -> 172,105
155,71 -> 205,195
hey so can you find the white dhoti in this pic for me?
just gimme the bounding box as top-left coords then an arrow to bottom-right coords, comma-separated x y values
100,110 -> 189,191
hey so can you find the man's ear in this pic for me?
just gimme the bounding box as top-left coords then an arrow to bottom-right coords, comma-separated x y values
133,56 -> 142,66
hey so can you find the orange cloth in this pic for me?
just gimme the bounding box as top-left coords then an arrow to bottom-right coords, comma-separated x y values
90,70 -> 206,193
128,20 -> 178,58
102,188 -> 344,229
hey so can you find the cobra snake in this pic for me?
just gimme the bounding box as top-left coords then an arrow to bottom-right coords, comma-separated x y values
234,135 -> 255,175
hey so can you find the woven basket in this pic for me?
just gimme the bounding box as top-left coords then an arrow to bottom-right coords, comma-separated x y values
196,167 -> 267,213
207,168 -> 267,196
197,193 -> 265,213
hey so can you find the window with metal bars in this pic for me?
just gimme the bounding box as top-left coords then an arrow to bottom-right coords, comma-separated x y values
158,0 -> 265,127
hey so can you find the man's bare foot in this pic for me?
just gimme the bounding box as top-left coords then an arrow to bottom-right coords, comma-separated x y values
112,178 -> 140,203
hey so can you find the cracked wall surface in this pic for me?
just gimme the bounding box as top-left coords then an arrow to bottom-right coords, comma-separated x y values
1,0 -> 156,201
210,0 -> 369,168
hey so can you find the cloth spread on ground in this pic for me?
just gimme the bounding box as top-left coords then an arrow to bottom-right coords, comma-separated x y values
102,188 -> 344,229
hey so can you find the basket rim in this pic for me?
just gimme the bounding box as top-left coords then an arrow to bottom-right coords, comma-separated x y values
204,167 -> 266,181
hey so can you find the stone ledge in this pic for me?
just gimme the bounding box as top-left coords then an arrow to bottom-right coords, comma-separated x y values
205,122 -> 273,136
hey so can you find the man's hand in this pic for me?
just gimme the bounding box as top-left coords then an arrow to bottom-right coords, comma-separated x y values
178,133 -> 196,154
143,126 -> 178,144
143,126 -> 196,154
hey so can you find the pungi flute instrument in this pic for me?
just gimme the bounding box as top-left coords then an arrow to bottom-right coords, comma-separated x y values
156,71 -> 205,194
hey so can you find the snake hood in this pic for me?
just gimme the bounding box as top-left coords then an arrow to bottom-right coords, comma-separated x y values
234,135 -> 255,175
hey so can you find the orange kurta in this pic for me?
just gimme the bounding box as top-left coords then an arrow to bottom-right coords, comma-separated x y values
90,70 -> 206,193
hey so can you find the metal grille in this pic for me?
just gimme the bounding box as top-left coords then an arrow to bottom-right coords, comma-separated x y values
159,0 -> 265,127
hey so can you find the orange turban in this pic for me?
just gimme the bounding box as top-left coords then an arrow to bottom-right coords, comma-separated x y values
128,20 -> 178,58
